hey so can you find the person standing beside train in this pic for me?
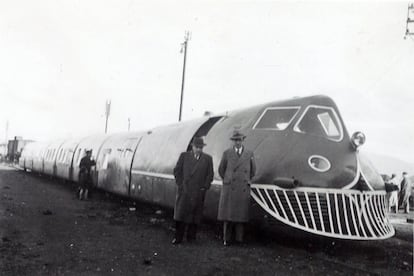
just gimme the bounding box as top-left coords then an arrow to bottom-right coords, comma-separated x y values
78,149 -> 96,200
388,173 -> 400,213
172,137 -> 214,244
217,129 -> 256,246
399,172 -> 412,213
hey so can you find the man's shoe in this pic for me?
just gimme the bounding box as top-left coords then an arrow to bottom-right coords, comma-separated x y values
223,240 -> 229,246
171,238 -> 181,245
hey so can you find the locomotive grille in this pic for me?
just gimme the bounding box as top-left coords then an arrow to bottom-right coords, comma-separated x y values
250,184 -> 395,240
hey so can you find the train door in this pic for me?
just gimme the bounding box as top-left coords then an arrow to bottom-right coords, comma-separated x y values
122,137 -> 142,195
97,136 -> 142,196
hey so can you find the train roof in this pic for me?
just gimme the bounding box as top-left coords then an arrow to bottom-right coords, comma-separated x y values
220,94 -> 337,117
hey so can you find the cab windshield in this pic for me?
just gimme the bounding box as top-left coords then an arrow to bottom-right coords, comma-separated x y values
293,106 -> 343,141
253,107 -> 300,130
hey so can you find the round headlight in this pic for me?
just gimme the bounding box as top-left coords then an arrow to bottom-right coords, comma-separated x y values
351,131 -> 366,149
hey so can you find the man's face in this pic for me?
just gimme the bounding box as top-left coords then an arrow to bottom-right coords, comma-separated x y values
192,145 -> 203,155
233,139 -> 243,148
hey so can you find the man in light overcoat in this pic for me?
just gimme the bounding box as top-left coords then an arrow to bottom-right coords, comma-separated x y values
218,129 -> 256,245
172,137 -> 214,244
399,172 -> 412,213
388,173 -> 400,213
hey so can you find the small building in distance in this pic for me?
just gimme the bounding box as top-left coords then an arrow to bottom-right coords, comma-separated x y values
7,136 -> 34,163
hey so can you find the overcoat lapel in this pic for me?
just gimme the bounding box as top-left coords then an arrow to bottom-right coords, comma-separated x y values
228,150 -> 239,166
234,149 -> 249,170
190,153 -> 202,176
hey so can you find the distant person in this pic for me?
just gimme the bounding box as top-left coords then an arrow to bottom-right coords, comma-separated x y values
388,174 -> 400,213
78,149 -> 96,200
15,151 -> 21,164
218,129 -> 256,246
399,172 -> 412,213
172,137 -> 214,244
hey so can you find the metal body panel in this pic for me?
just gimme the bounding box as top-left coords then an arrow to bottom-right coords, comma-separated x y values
55,138 -> 82,180
96,132 -> 143,196
358,152 -> 385,190
31,142 -> 51,173
43,140 -> 66,177
130,118 -> 209,202
131,118 -> 209,173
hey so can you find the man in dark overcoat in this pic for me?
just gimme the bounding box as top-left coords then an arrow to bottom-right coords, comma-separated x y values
172,137 -> 214,244
79,149 -> 96,200
218,129 -> 256,245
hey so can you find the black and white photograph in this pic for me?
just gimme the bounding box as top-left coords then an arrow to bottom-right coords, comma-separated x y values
1,1 -> 413,275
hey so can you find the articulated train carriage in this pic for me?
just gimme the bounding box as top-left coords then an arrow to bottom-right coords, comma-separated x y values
19,95 -> 394,240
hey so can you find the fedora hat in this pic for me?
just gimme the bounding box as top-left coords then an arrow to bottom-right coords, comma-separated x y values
192,137 -> 206,147
230,129 -> 246,140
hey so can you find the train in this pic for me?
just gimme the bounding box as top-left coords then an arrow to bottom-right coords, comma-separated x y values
19,95 -> 394,240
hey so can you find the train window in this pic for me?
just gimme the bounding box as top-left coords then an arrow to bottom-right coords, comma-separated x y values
253,107 -> 300,130
294,106 -> 343,142
60,150 -> 64,163
318,112 -> 340,137
57,149 -> 62,162
67,149 -> 74,163
102,149 -> 112,169
61,150 -> 65,163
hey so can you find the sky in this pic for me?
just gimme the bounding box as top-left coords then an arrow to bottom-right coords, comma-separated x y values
0,0 -> 413,164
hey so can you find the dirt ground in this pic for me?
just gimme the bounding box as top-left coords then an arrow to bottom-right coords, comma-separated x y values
0,164 -> 413,276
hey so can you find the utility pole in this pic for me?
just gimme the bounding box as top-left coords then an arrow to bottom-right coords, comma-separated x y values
405,3 -> 414,39
178,31 -> 191,122
4,120 -> 8,155
5,120 -> 8,142
105,100 -> 111,134
128,117 -> 131,132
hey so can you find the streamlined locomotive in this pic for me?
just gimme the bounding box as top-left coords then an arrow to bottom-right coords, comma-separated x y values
19,95 -> 394,240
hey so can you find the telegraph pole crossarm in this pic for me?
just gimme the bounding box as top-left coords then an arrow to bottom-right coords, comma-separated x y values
405,3 -> 414,38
